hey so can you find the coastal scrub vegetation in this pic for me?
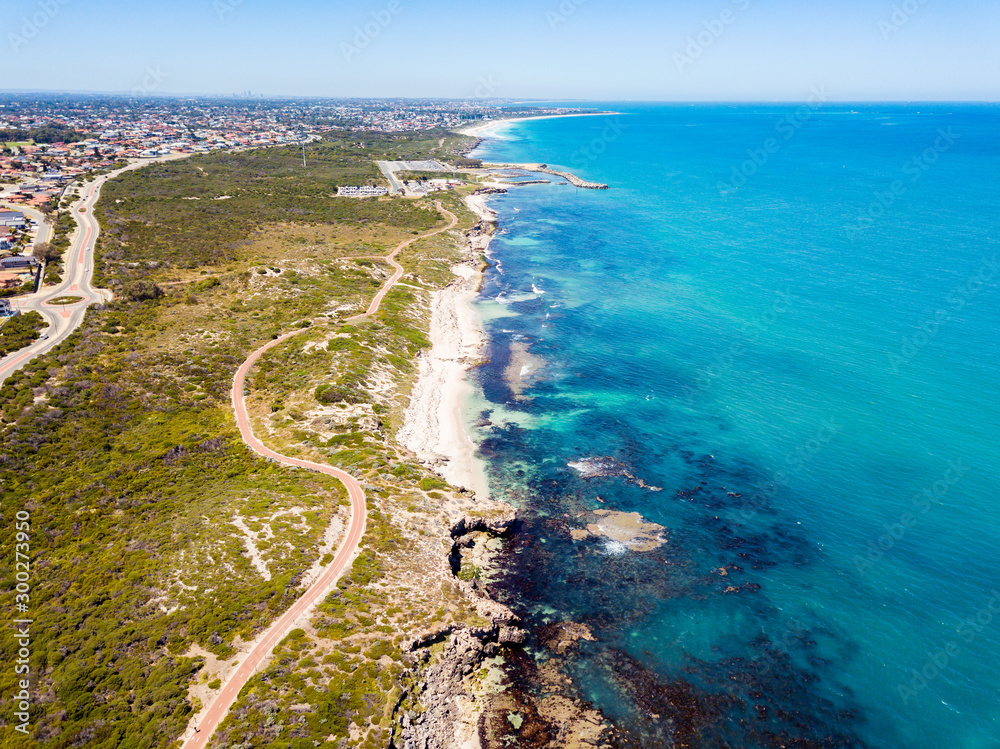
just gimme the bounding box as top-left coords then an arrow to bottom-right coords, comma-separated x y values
0,310 -> 44,355
0,129 -> 488,748
209,182 -> 496,748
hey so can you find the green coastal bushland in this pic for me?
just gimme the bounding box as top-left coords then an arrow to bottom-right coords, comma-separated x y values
0,129 -> 489,749
0,310 -> 45,355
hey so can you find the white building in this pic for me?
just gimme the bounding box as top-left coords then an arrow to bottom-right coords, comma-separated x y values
0,211 -> 26,228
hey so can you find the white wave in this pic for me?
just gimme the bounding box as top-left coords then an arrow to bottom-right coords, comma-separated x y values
601,540 -> 629,556
496,291 -> 539,304
567,460 -> 598,477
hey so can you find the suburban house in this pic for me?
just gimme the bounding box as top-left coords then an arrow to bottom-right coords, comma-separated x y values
0,271 -> 23,289
0,255 -> 39,270
0,211 -> 27,229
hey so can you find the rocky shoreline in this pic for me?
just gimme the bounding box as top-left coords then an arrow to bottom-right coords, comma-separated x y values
395,188 -> 613,749
397,506 -> 615,749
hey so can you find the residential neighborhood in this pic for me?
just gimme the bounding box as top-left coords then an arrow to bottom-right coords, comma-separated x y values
0,94 -> 593,315
1,94 -> 590,205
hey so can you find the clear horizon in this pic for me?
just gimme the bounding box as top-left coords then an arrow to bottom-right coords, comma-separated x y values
1,92 -> 999,105
2,0 -> 998,102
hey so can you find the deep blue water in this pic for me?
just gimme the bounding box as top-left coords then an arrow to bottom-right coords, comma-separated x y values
468,104 -> 1000,748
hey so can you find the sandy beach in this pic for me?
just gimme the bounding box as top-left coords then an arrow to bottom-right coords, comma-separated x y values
457,110 -> 619,137
398,194 -> 497,500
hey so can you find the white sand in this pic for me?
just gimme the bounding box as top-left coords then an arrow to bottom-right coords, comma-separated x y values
457,111 -> 620,137
464,192 -> 498,219
398,194 -> 497,499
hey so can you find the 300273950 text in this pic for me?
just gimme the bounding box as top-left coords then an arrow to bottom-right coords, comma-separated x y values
11,509 -> 32,736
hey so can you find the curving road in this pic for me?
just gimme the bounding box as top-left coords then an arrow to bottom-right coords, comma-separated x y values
183,199 -> 458,747
0,155 -> 188,387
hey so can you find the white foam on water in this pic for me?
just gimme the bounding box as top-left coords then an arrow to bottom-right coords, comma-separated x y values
601,540 -> 629,556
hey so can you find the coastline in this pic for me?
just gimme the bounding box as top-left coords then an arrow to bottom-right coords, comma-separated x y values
398,193 -> 497,500
457,110 -> 620,138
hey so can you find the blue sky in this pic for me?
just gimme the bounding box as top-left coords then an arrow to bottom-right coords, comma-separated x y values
2,0 -> 998,100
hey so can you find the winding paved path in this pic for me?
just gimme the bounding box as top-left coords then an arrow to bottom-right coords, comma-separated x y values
183,199 -> 457,747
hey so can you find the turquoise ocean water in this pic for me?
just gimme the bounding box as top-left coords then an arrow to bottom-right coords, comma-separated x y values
468,104 -> 999,747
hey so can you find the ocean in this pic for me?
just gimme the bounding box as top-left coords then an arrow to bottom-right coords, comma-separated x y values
467,104 -> 1000,747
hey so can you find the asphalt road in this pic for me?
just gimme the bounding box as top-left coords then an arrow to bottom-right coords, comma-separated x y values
375,159 -> 404,195
0,155 -> 189,387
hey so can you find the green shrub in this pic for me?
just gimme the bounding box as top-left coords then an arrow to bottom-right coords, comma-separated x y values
315,383 -> 365,405
122,279 -> 163,301
0,310 -> 45,355
418,476 -> 446,491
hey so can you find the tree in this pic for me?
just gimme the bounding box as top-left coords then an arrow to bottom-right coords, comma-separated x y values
33,241 -> 62,262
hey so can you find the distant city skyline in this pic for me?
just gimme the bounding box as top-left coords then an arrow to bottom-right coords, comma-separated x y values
3,0 -> 998,101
